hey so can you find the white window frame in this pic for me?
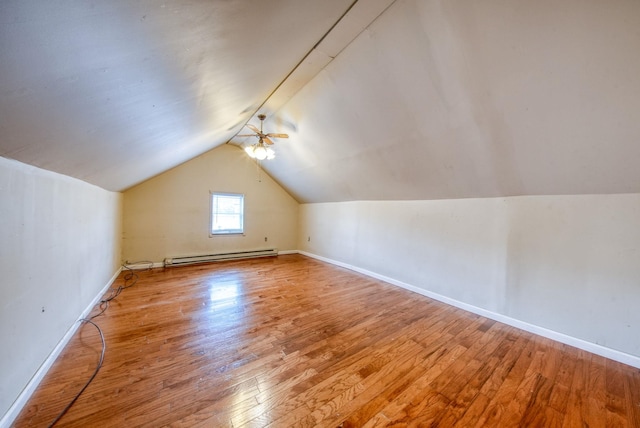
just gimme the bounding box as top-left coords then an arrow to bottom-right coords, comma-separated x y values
210,192 -> 244,236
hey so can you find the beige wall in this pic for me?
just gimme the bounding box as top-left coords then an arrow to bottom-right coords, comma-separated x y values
123,144 -> 299,263
0,156 -> 122,419
299,194 -> 640,362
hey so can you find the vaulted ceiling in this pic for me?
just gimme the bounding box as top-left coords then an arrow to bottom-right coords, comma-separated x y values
2,0 -> 640,203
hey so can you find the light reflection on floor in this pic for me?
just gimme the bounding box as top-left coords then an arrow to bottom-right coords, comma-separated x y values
208,279 -> 242,310
208,272 -> 267,425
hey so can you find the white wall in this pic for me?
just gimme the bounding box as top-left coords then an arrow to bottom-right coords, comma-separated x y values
299,194 -> 640,360
0,157 -> 122,419
123,144 -> 299,263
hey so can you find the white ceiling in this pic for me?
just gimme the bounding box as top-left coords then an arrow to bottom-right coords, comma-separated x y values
2,0 -> 640,202
0,0 -> 366,191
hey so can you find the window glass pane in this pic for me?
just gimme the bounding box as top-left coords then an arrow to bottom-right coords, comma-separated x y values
213,214 -> 241,231
211,193 -> 244,234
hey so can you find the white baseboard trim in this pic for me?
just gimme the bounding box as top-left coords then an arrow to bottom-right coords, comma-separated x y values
278,250 -> 299,255
299,251 -> 640,369
0,267 -> 123,428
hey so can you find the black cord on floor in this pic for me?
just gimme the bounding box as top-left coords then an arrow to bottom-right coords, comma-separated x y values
47,262 -> 153,427
47,319 -> 105,428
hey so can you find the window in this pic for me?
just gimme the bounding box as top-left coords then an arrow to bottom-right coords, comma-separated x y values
210,192 -> 244,235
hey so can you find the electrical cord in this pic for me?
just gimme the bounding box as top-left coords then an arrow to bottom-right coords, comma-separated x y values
86,261 -> 152,319
47,261 -> 153,427
47,319 -> 105,428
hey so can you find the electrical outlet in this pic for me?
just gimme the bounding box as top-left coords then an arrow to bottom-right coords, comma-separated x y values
264,237 -> 268,242
308,236 -> 311,242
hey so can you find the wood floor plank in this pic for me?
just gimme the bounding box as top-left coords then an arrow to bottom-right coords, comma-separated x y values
364,343 -> 463,425
264,339 -> 423,427
562,350 -> 590,428
11,254 -> 640,427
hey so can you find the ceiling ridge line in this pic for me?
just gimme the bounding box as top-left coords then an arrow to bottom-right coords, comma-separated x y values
227,0 -> 360,144
323,0 -> 399,62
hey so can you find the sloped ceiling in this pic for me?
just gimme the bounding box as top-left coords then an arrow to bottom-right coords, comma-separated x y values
2,0 -> 640,202
0,0 -> 367,191
259,0 -> 640,202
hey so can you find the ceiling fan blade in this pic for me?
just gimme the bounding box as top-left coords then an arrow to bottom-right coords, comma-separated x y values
263,137 -> 275,145
266,133 -> 289,138
235,134 -> 257,137
245,124 -> 261,134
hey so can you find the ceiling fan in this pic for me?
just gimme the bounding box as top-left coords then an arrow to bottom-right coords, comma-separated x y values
237,114 -> 289,160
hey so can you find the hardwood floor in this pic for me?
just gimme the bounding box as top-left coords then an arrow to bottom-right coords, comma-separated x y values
13,254 -> 640,427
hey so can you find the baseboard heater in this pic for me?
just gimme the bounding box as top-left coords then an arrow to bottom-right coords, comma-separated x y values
163,248 -> 278,267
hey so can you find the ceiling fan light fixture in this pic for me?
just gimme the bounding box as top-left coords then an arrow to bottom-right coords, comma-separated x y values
244,143 -> 275,161
239,114 -> 288,161
245,146 -> 257,158
266,148 -> 275,160
254,145 -> 267,160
